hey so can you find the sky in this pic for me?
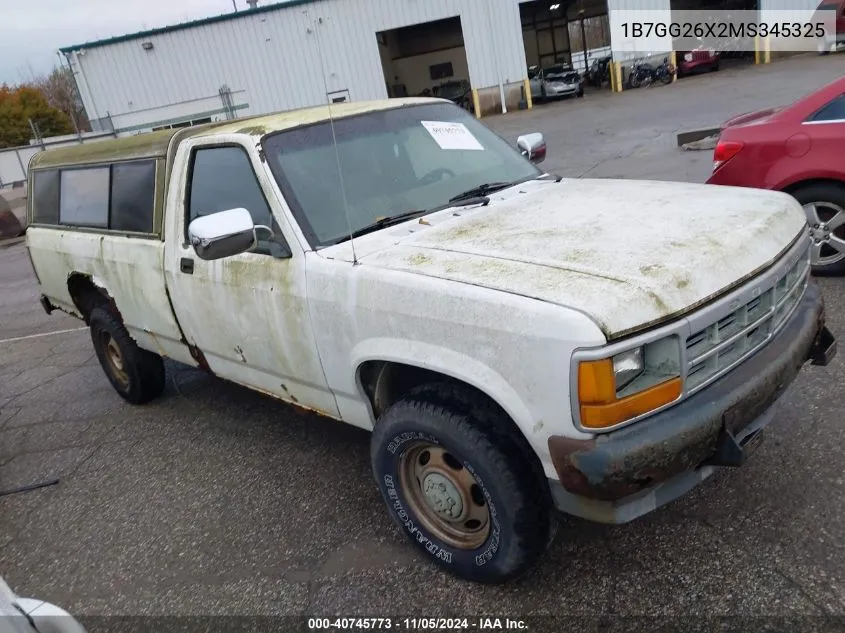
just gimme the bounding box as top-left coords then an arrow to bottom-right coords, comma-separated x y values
0,0 -> 254,85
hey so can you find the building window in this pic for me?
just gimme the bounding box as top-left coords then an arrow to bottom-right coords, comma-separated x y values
429,62 -> 454,80
327,89 -> 350,103
152,117 -> 214,132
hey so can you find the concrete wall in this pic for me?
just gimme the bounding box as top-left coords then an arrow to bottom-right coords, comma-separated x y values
64,0 -> 532,133
0,132 -> 115,187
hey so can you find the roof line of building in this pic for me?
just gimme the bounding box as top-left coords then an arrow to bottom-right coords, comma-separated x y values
58,0 -> 318,54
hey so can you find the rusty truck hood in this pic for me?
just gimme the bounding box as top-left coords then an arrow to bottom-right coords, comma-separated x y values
334,178 -> 807,340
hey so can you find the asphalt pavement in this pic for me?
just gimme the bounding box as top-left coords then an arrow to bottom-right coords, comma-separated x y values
2,53 -> 845,627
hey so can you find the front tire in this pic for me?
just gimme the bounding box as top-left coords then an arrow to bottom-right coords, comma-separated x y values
90,307 -> 166,404
370,383 -> 552,584
818,36 -> 832,55
791,183 -> 845,276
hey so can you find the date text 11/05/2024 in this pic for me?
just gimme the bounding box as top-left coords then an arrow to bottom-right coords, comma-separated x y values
307,618 -> 528,630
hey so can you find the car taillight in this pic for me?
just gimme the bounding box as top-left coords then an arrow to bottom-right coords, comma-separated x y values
712,140 -> 744,172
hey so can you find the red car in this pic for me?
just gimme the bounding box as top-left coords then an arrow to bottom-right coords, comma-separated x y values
706,76 -> 845,275
814,0 -> 845,54
677,48 -> 719,77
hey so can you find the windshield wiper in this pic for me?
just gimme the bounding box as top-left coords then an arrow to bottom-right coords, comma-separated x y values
332,197 -> 490,244
449,182 -> 513,203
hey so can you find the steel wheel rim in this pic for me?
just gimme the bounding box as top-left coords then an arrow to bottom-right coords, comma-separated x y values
803,201 -> 845,267
101,331 -> 130,388
398,441 -> 491,550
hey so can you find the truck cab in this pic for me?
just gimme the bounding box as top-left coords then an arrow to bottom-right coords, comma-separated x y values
25,97 -> 836,584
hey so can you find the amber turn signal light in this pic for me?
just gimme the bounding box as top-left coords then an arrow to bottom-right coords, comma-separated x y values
577,359 -> 682,429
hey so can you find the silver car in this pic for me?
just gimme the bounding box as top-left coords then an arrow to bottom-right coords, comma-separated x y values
0,576 -> 86,633
529,64 -> 584,101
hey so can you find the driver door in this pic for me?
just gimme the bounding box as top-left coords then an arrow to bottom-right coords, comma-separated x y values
163,136 -> 339,418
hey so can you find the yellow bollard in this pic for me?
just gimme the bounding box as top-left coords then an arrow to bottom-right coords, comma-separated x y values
754,36 -> 761,64
764,36 -> 771,64
523,78 -> 533,110
472,89 -> 481,119
670,51 -> 677,83
610,62 -> 623,93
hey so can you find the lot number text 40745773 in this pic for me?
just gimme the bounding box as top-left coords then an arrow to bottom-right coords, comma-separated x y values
306,617 -> 529,630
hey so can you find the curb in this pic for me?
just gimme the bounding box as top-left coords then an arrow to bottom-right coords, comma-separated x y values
676,127 -> 720,148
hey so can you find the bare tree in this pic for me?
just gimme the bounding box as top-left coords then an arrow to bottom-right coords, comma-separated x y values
31,66 -> 90,133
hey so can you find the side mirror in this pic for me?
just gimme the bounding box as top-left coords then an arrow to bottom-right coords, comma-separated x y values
188,208 -> 257,261
517,132 -> 547,165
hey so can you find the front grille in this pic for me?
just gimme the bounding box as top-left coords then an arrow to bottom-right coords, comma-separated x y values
684,250 -> 810,394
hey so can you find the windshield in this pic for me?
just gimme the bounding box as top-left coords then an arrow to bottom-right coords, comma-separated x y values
437,83 -> 466,99
262,102 -> 542,247
544,65 -> 573,79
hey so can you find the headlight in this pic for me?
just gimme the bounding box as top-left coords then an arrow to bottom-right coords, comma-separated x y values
684,53 -> 693,61
576,336 -> 683,431
612,348 -> 644,390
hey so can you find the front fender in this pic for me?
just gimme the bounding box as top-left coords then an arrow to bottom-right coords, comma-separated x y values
350,337 -> 535,442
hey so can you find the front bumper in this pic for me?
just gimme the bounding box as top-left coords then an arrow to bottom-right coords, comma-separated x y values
546,84 -> 580,96
547,282 -> 836,524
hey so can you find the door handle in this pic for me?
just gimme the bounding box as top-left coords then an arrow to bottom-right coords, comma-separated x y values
180,258 -> 194,274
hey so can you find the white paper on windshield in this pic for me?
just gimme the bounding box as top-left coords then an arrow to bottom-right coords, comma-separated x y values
421,121 -> 484,151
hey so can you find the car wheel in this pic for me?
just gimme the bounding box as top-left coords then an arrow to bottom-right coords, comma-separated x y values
792,183 -> 845,276
817,36 -> 831,55
90,306 -> 166,404
370,383 -> 553,584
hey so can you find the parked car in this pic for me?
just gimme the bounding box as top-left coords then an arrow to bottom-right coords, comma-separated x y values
433,79 -> 473,113
677,48 -> 719,77
587,55 -> 613,88
706,76 -> 845,275
814,0 -> 845,53
528,63 -> 584,101
25,96 -> 836,584
0,576 -> 87,633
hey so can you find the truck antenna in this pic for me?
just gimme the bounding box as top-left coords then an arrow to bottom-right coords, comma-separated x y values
308,11 -> 358,265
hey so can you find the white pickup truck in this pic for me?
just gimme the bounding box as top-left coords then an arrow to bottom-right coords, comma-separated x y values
25,97 -> 836,584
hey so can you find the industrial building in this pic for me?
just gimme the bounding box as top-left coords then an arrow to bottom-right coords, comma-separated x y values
59,0 -> 612,135
59,0 -> 817,137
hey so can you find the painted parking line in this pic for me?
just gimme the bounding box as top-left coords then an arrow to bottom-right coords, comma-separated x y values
0,327 -> 87,344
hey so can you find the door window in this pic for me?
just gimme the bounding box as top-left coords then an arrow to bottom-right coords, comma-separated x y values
187,146 -> 286,257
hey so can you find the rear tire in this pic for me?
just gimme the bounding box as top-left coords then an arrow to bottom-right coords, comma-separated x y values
370,383 -> 552,584
791,183 -> 845,277
90,307 -> 166,404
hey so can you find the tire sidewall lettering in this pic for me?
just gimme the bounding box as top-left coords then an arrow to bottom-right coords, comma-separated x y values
383,471 -> 455,564
379,429 -> 507,570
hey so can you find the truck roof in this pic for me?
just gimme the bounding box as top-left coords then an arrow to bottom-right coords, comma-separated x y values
29,97 -> 446,170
